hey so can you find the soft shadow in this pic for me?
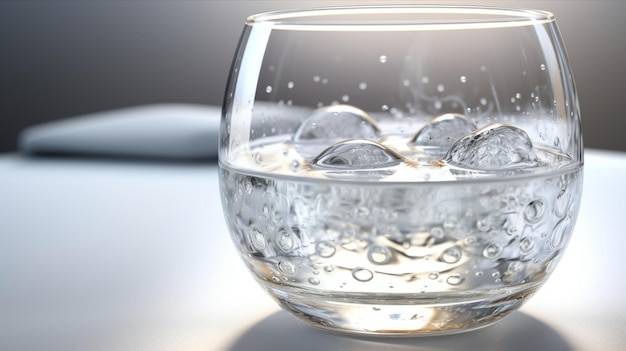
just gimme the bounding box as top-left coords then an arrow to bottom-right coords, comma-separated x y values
228,311 -> 572,351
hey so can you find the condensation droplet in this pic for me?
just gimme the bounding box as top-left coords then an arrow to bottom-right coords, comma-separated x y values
402,78 -> 410,86
265,86 -> 273,94
308,277 -> 320,285
341,94 -> 350,102
446,274 -> 465,286
436,84 -> 445,93
358,82 -> 368,90
483,243 -> 502,259
324,265 -> 334,272
367,245 -> 392,265
352,268 -> 374,282
271,276 -> 280,283
316,241 -> 336,258
440,247 -> 462,264
379,55 -> 388,63
313,75 -> 321,82
480,97 -> 487,106
287,81 -> 294,89
428,272 -> 439,280
278,261 -> 296,276
434,100 -> 442,110
421,76 -> 430,84
475,271 -> 484,277
321,78 -> 328,84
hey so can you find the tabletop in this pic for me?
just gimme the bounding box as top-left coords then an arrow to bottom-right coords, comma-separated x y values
0,148 -> 624,351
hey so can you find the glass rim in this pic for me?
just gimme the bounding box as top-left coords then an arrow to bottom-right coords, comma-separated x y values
247,5 -> 555,31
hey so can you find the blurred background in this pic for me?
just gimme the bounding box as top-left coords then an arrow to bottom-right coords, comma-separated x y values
1,0 -> 624,153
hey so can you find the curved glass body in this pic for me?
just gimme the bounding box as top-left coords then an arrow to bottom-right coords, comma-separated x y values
219,6 -> 583,335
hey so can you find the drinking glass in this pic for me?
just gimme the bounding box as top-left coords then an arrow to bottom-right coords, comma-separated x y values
219,5 -> 583,336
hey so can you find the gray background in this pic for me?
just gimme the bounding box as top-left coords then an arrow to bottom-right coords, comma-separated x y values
1,0 -> 624,153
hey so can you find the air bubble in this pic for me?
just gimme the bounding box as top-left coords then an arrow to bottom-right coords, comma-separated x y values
411,113 -> 477,148
291,160 -> 300,172
402,78 -> 410,86
434,100 -> 442,110
352,268 -> 374,282
540,64 -> 546,71
520,237 -> 535,253
308,277 -> 320,285
430,227 -> 445,239
379,55 -> 388,63
381,104 -> 389,111
341,95 -> 350,102
421,76 -> 430,84
483,243 -> 502,259
550,216 -> 572,249
287,81 -> 294,89
506,261 -> 523,274
316,241 -> 336,258
321,78 -> 328,84
460,75 -> 468,83
313,75 -> 321,82
293,105 -> 380,143
265,86 -> 273,94
358,82 -> 368,90
444,123 -> 538,170
311,139 -> 405,170
367,245 -> 392,265
555,188 -> 571,218
480,98 -> 487,106
277,229 -> 295,251
428,272 -> 439,280
440,247 -> 462,264
278,261 -> 296,276
436,84 -> 445,93
515,93 -> 522,99
524,199 -> 546,223
446,274 -> 465,286
248,228 -> 267,251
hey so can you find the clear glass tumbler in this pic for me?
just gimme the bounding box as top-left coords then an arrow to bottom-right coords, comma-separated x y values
219,5 -> 583,336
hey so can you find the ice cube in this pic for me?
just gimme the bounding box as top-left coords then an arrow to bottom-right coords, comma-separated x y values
293,105 -> 381,143
411,113 -> 477,148
443,123 -> 538,170
311,139 -> 404,170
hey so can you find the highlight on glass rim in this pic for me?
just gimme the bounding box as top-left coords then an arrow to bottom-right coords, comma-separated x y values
219,5 -> 583,336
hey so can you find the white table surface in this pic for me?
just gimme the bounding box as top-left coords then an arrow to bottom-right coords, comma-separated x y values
0,149 -> 624,351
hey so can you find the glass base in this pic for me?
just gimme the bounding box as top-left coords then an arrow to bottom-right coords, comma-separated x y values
264,283 -> 539,336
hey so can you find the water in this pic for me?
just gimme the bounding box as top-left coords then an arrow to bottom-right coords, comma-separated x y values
219,105 -> 582,333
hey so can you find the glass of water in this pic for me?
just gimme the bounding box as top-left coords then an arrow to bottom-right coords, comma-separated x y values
219,5 -> 582,335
